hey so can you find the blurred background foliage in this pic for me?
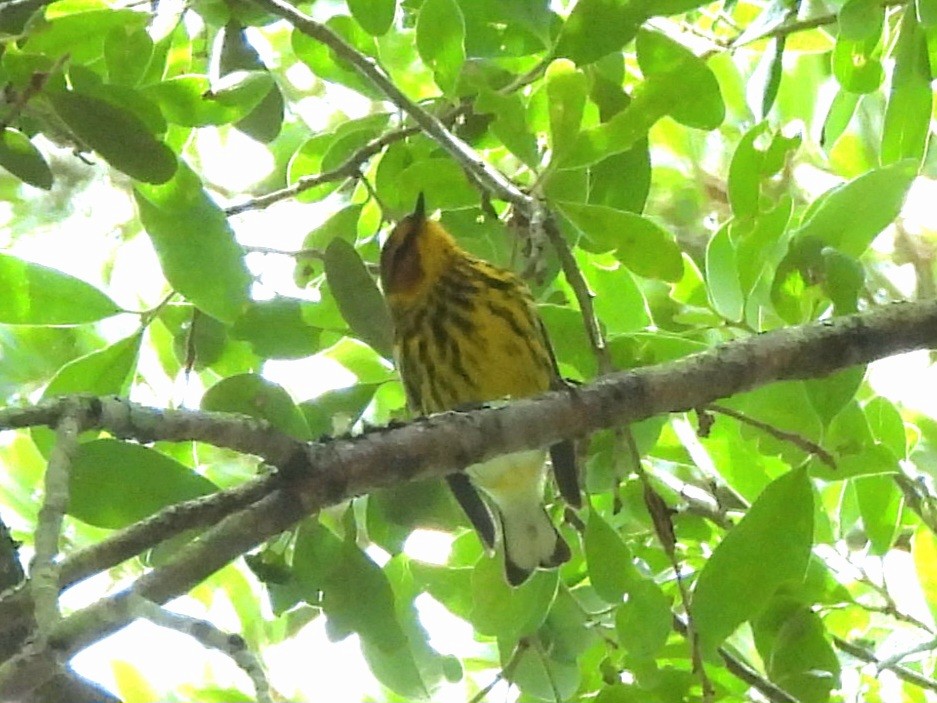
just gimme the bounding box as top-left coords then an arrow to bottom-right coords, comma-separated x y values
1,0 -> 936,700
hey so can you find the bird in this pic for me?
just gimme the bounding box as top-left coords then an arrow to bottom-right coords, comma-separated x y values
379,193 -> 581,585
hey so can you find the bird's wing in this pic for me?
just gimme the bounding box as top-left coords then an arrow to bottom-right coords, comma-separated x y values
446,473 -> 497,551
536,315 -> 582,509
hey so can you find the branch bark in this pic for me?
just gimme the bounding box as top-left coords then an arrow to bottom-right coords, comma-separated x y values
1,299 -> 936,697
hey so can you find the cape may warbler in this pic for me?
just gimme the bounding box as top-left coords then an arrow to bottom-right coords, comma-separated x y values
380,194 -> 581,585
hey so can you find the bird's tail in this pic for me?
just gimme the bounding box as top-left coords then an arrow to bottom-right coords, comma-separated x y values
496,493 -> 570,586
469,450 -> 570,585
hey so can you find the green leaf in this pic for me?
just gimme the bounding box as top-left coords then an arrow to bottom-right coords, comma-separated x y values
470,555 -> 557,641
0,128 -> 53,190
21,9 -> 148,64
291,18 -> 382,99
44,333 -> 142,397
231,299 -> 322,359
69,439 -> 217,529
141,76 -> 215,126
367,478 -> 461,552
217,21 -> 283,143
832,36 -> 883,93
0,253 -> 120,324
416,0 -> 466,95
301,383 -> 380,438
821,440 -> 898,481
804,367 -> 865,426
556,201 -> 683,281
292,522 -> 427,697
635,29 -> 724,130
562,87 -> 666,168
736,197 -> 792,299
919,0 -> 937,26
348,0 -> 396,36
705,223 -> 744,323
321,337 -> 394,383
563,31 -> 722,167
209,70 -> 274,113
587,141 -> 651,215
728,122 -> 770,218
50,90 -> 177,184
135,163 -> 251,324
615,578 -> 671,658
839,0 -> 884,41
202,373 -> 311,441
692,467 -> 814,653
882,9 -> 932,165
587,263 -> 650,334
795,160 -> 917,257
475,89 -> 539,167
294,206 -> 362,287
747,36 -> 784,120
586,509 -> 639,602
820,89 -> 859,148
394,158 -> 477,211
104,24 -> 153,86
555,0 -> 643,65
545,59 -> 588,161
854,474 -> 902,554
324,238 -> 394,359
510,642 -> 580,701
752,597 -> 840,703
864,396 -> 906,457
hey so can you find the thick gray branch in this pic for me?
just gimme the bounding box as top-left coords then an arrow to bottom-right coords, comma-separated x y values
1,300 -> 936,698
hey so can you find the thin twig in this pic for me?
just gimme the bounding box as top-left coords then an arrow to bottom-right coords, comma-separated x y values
243,245 -> 327,260
467,639 -> 528,703
246,0 -> 535,216
856,563 -> 935,634
707,403 -> 837,468
0,54 -> 69,133
673,615 -> 800,703
224,122 -> 422,216
833,635 -> 937,692
728,0 -> 909,50
629,433 -> 713,700
541,214 -> 610,372
130,595 -> 272,703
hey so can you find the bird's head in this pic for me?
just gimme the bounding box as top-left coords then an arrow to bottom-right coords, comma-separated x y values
380,192 -> 458,304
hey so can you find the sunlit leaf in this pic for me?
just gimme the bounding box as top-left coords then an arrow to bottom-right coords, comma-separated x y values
202,373 -> 311,440
795,160 -> 917,257
324,238 -> 394,359
70,439 -> 217,529
0,254 -> 120,324
0,128 -> 52,190
51,90 -> 177,184
135,164 -> 251,324
557,201 -> 683,281
693,467 -> 813,652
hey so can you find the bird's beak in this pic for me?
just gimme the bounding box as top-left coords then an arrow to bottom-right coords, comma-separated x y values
413,192 -> 426,222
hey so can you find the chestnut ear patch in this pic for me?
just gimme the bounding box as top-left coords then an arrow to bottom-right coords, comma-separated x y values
381,220 -> 424,295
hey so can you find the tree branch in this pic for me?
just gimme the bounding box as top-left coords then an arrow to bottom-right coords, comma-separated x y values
31,408 -> 81,637
1,300 -> 937,697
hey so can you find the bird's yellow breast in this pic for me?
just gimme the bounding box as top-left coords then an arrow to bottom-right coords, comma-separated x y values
392,256 -> 554,414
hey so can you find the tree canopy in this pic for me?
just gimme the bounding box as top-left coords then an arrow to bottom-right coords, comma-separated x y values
0,0 -> 936,701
